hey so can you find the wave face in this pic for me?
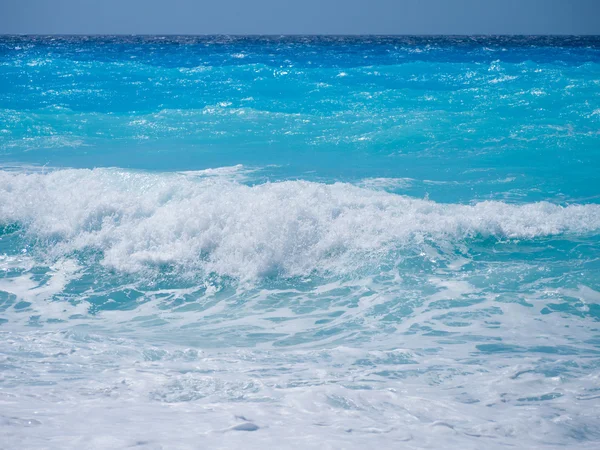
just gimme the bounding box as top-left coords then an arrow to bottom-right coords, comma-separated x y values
1,36 -> 600,450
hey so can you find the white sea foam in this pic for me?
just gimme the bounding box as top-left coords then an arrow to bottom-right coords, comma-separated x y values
1,324 -> 599,450
1,169 -> 598,449
178,164 -> 256,181
358,177 -> 414,190
1,168 -> 599,281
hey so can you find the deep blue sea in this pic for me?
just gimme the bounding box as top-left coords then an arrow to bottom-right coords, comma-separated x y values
1,36 -> 600,449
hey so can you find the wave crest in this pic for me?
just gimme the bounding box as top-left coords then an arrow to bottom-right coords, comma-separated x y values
1,169 -> 599,280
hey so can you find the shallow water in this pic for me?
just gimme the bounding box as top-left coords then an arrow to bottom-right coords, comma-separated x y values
1,36 -> 600,449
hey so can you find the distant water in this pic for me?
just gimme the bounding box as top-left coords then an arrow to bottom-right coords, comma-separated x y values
1,36 -> 600,449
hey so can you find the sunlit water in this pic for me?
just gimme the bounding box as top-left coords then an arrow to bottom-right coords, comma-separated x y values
1,36 -> 600,449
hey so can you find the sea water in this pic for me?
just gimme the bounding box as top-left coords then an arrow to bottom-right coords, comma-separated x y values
0,36 -> 599,449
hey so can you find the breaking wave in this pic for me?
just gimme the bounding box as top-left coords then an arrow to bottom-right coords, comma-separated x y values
1,168 -> 599,281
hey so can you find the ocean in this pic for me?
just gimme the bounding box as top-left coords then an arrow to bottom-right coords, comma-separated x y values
0,35 -> 599,449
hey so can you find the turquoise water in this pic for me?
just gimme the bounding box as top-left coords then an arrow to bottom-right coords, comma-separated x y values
1,36 -> 600,449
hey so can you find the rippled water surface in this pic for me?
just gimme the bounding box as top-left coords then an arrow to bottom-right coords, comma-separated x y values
1,36 -> 600,449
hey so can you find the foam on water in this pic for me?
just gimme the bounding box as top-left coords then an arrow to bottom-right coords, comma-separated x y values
1,168 -> 599,281
0,167 -> 599,449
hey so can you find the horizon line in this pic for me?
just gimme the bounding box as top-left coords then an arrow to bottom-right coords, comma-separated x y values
1,33 -> 600,37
